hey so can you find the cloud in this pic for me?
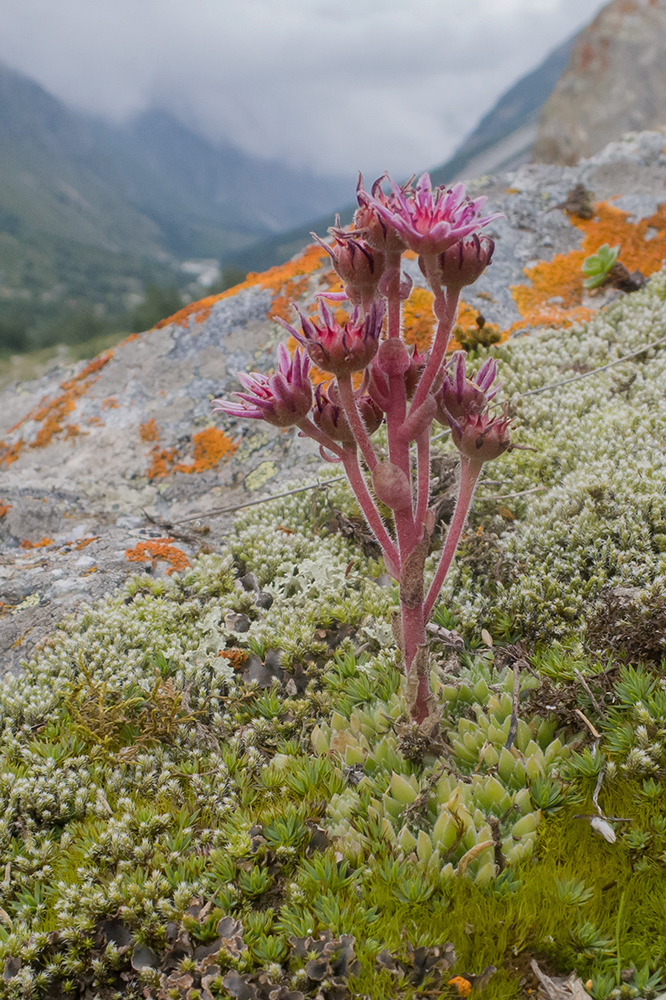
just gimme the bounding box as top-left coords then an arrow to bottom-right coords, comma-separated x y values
0,0 -> 608,177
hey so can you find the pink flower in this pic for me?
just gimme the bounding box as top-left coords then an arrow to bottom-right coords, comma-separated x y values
313,384 -> 382,447
434,352 -> 511,464
278,300 -> 384,376
435,351 -> 499,424
357,172 -> 501,257
419,234 -> 495,291
211,342 -> 312,427
311,219 -> 385,307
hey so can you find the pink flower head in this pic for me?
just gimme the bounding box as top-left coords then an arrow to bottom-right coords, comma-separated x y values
211,342 -> 312,427
434,351 -> 499,424
313,384 -> 382,447
358,172 -> 501,257
311,218 -> 385,307
278,299 -> 384,376
419,234 -> 495,291
434,352 -> 511,464
451,409 -> 513,465
354,174 -> 409,254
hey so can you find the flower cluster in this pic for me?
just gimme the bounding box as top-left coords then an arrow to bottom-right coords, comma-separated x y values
212,170 -> 508,725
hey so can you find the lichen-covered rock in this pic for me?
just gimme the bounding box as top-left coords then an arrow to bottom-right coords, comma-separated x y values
533,0 -> 666,165
1,129 -> 666,672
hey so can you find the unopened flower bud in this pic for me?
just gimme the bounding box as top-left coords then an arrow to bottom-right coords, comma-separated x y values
312,222 -> 385,307
419,234 -> 494,291
376,338 -> 411,376
313,384 -> 382,447
278,300 -> 384,377
434,352 -> 498,424
451,410 -> 512,465
372,461 -> 413,511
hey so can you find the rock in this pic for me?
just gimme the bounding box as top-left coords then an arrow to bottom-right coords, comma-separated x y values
533,0 -> 666,165
1,129 -> 666,674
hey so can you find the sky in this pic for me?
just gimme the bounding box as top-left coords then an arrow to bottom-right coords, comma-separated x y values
0,0 -> 609,179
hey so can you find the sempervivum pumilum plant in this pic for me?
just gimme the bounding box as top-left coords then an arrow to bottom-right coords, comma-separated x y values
213,171 -> 515,728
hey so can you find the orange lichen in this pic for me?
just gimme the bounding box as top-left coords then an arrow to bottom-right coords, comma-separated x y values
146,447 -> 177,480
0,351 -> 113,467
0,502 -> 11,518
269,275 -> 310,322
153,244 -> 328,330
64,425 -> 80,439
75,536 -> 98,550
19,537 -> 53,549
510,201 -> 666,330
218,648 -> 249,671
402,286 -> 436,352
101,397 -> 119,409
125,539 -> 191,575
88,416 -> 104,427
144,423 -> 236,479
119,333 -> 141,345
173,427 -> 238,474
448,977 -> 472,997
139,418 -> 160,442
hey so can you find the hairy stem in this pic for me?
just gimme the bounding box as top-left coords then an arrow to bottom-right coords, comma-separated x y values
297,419 -> 346,460
337,374 -> 377,472
424,457 -> 482,620
409,263 -> 459,413
415,430 -> 430,528
342,450 -> 400,573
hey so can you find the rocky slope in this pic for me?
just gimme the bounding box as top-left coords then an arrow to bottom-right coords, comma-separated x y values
533,0 -> 666,165
1,129 -> 666,674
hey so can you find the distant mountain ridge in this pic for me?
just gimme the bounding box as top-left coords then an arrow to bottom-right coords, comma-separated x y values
230,33 -> 580,275
0,62 -> 349,347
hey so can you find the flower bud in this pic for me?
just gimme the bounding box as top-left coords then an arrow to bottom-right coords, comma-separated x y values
451,411 -> 512,465
419,234 -> 494,291
313,384 -> 382,447
376,338 -> 411,376
434,352 -> 498,425
312,222 -> 385,307
278,300 -> 384,377
372,461 -> 413,511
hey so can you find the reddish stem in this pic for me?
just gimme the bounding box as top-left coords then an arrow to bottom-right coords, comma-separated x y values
342,449 -> 400,573
297,419 -> 346,460
415,430 -> 430,528
337,374 -> 377,472
409,263 -> 459,414
424,457 -> 482,619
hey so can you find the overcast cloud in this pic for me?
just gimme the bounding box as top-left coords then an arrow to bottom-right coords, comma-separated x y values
0,0 -> 608,178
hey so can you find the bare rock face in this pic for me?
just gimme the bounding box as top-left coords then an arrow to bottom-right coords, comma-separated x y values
533,0 -> 666,165
1,129 -> 666,674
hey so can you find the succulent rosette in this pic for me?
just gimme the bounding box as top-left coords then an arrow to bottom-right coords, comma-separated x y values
278,300 -> 384,376
211,342 -> 312,428
357,171 -> 501,258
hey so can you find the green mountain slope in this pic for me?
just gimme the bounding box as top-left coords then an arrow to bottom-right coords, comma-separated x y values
0,64 -> 349,350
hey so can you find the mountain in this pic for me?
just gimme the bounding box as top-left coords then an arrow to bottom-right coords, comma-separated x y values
533,0 -> 666,164
0,63 -> 349,349
429,35 -> 576,185
229,35 -> 579,274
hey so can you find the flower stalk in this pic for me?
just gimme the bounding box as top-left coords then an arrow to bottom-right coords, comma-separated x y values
213,171 -> 513,728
